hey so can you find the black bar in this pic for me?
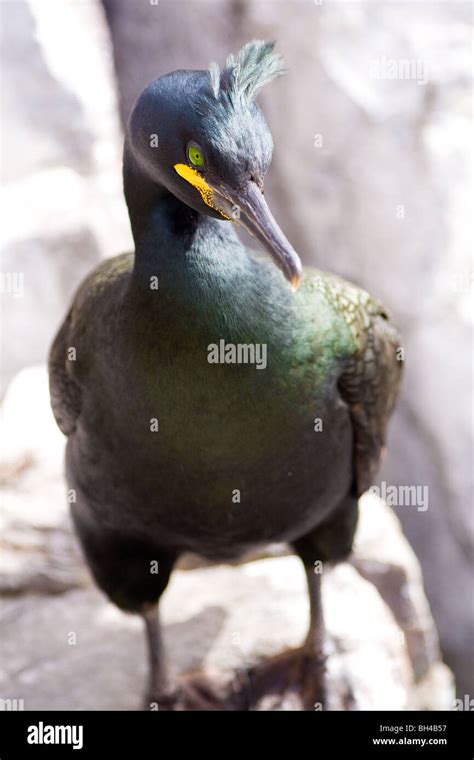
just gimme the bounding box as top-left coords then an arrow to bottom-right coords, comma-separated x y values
0,710 -> 472,757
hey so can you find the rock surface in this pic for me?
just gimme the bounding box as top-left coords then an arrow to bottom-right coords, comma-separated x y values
0,367 -> 454,710
0,0 -> 132,392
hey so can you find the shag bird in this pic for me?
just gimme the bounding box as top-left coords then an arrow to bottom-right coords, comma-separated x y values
49,41 -> 402,710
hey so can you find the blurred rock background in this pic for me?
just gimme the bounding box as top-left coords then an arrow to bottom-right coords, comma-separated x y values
1,0 -> 472,705
0,0 -> 132,387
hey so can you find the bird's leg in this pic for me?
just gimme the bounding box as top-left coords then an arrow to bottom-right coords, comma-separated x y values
304,564 -> 325,650
244,553 -> 328,710
300,563 -> 327,709
143,605 -> 176,710
143,605 -> 240,711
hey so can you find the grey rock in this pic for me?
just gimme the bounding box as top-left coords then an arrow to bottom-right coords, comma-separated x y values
0,559 -> 453,711
0,0 -> 132,393
0,366 -> 88,596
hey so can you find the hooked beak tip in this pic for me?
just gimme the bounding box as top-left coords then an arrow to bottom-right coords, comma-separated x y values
212,180 -> 303,290
290,272 -> 301,292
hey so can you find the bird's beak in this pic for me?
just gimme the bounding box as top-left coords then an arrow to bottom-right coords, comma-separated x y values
213,181 -> 302,291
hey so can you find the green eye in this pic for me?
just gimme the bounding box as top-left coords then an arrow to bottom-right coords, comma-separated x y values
187,143 -> 205,168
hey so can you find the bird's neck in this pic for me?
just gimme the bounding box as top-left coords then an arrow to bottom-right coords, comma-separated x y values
123,148 -> 249,310
123,144 -> 171,249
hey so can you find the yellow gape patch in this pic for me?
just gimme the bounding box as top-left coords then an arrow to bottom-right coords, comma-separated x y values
173,163 -> 231,220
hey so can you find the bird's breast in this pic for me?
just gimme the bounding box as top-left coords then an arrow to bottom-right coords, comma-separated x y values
70,280 -> 354,553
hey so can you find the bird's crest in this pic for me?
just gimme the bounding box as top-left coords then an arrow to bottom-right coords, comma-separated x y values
207,40 -> 286,105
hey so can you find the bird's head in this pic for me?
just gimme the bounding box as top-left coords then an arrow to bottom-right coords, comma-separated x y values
126,40 -> 302,289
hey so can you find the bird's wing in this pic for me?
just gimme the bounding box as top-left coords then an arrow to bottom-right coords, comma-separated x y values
307,271 -> 403,496
49,306 -> 82,436
48,253 -> 133,437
